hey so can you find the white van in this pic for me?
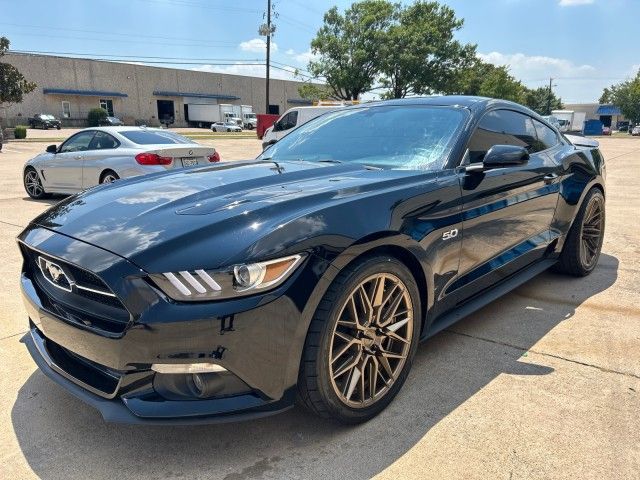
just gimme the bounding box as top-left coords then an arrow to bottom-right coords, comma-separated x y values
262,106 -> 343,149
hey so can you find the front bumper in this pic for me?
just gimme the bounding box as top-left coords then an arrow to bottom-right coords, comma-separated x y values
18,226 -> 323,423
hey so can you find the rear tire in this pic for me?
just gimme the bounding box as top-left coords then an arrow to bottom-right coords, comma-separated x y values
100,170 -> 120,184
553,188 -> 605,276
297,255 -> 421,424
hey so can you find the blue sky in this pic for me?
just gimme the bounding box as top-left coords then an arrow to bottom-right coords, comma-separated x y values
1,0 -> 638,102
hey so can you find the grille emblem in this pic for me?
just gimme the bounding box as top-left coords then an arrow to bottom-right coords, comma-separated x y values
37,256 -> 73,292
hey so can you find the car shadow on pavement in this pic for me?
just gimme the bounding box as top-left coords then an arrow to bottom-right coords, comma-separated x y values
21,195 -> 65,206
10,254 -> 619,480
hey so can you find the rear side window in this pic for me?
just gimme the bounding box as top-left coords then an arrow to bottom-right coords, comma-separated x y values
89,131 -> 120,150
533,120 -> 560,150
120,130 -> 191,145
467,110 -> 539,162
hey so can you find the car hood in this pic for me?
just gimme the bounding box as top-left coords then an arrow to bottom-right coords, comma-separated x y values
31,160 -> 425,272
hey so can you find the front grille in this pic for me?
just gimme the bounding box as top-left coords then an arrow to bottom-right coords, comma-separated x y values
20,244 -> 131,335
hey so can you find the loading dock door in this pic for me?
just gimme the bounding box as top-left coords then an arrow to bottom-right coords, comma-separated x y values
157,100 -> 175,125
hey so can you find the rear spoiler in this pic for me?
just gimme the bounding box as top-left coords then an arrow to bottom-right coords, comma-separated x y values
565,134 -> 599,148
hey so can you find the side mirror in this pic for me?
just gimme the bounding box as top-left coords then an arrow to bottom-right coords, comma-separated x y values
46,144 -> 58,154
466,145 -> 529,172
272,121 -> 281,132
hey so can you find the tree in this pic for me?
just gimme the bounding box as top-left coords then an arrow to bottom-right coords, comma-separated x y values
308,1 -> 395,100
379,1 -> 476,98
297,83 -> 335,102
524,86 -> 562,115
0,37 -> 37,108
454,61 -> 527,104
599,70 -> 640,123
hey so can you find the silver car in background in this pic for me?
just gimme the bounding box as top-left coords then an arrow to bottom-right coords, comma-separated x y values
23,127 -> 220,199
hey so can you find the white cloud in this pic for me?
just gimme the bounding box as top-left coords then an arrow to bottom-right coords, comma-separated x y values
478,51 -> 596,80
558,0 -> 594,6
239,38 -> 278,53
285,48 -> 319,65
478,51 -> 603,102
193,63 -> 298,81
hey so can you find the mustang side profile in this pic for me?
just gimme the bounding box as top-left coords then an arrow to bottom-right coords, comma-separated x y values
18,97 -> 605,424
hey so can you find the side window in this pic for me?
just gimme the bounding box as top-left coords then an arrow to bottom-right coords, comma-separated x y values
467,110 -> 539,163
59,131 -> 96,153
533,120 -> 560,151
279,111 -> 298,130
89,131 -> 119,150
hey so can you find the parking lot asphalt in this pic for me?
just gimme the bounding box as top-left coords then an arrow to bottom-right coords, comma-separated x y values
0,137 -> 638,480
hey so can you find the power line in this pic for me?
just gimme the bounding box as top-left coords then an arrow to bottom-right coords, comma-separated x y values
0,22 -> 238,46
11,50 -> 261,62
3,31 -> 241,49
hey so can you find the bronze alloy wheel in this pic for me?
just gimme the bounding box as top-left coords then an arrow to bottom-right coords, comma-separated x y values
579,194 -> 604,270
328,273 -> 413,408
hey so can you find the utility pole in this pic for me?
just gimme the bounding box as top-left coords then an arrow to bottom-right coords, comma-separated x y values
547,77 -> 554,115
259,1 -> 276,114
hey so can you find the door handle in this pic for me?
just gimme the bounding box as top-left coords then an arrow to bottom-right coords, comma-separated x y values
74,155 -> 83,160
543,173 -> 559,184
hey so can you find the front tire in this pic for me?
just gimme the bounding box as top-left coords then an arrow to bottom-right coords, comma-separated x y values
297,255 -> 421,423
554,188 -> 605,276
24,167 -> 49,199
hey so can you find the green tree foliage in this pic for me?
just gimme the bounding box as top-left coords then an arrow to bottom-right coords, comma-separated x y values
524,86 -> 562,115
309,1 -> 395,100
0,37 -> 37,107
379,1 -> 476,98
454,61 -> 526,103
87,107 -> 108,127
599,70 -> 640,122
297,83 -> 335,102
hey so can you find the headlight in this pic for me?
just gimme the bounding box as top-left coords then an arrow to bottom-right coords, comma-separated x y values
149,254 -> 305,301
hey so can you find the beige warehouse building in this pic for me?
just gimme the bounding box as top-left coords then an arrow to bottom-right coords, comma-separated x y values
1,52 -> 312,127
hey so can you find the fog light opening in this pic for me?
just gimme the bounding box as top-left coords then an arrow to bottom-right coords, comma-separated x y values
188,373 -> 224,398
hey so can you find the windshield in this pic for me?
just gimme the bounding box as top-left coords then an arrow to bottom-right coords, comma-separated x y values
258,105 -> 466,170
120,130 -> 192,145
41,115 -> 55,120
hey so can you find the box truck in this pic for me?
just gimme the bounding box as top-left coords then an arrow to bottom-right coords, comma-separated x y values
551,110 -> 586,133
186,104 -> 245,128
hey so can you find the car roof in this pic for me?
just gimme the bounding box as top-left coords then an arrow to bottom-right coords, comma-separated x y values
80,126 -> 172,133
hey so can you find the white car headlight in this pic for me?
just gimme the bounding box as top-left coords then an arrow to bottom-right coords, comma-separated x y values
149,254 -> 305,301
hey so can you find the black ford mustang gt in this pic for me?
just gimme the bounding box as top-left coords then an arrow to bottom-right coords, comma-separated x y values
18,96 -> 605,424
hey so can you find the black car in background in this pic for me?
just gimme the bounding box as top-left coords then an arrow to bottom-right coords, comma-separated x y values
99,116 -> 124,126
28,113 -> 62,130
18,96 -> 606,425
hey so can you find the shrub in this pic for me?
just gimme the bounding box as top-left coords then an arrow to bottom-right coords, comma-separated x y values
87,108 -> 108,127
14,125 -> 27,139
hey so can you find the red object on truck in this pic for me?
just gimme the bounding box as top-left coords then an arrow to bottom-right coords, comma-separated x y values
256,114 -> 280,139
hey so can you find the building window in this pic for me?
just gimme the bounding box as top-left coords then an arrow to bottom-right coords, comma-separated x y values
99,99 -> 114,116
62,101 -> 71,118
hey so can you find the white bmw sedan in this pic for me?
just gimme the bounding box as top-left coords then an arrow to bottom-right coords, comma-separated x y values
23,126 -> 220,199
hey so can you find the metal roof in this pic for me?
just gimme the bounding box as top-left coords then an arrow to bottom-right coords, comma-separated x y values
43,88 -> 128,97
153,90 -> 239,100
596,105 -> 622,116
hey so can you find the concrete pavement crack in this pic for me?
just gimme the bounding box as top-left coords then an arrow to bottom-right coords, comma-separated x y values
445,329 -> 640,380
0,220 -> 25,229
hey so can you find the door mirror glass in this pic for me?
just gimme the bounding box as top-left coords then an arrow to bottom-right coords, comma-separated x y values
46,144 -> 57,153
483,145 -> 529,167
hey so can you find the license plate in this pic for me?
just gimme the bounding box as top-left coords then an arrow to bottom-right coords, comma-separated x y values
181,158 -> 198,167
